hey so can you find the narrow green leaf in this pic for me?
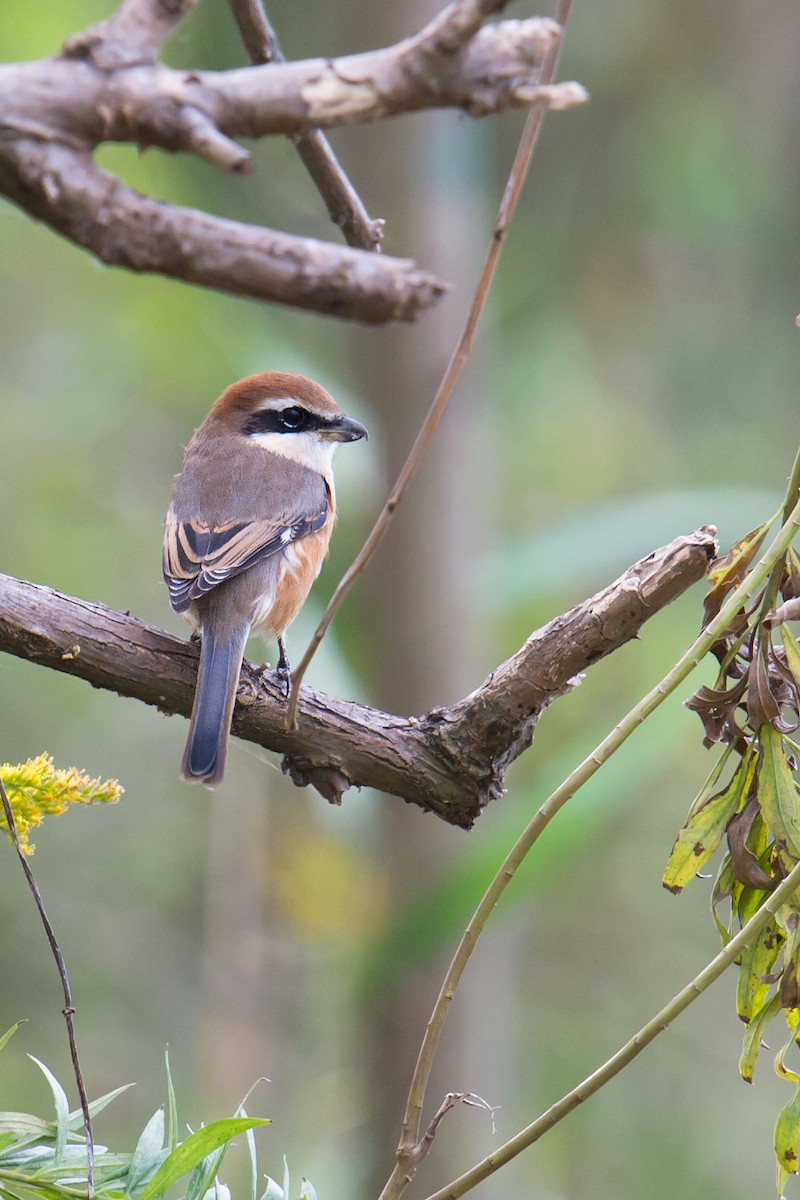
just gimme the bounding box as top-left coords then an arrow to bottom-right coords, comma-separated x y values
67,1084 -> 134,1131
0,1138 -> 18,1158
0,1115 -> 51,1138
164,1051 -> 177,1155
0,1027 -> 23,1056
137,1119 -> 269,1200
237,1107 -> 257,1200
740,992 -> 782,1082
27,1059 -> 68,1165
783,626 -> 800,692
126,1109 -> 166,1194
759,725 -> 800,860
664,754 -> 752,893
711,853 -> 735,945
184,1144 -> 228,1200
737,918 -> 783,1023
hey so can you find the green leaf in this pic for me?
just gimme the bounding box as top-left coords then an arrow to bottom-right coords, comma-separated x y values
759,725 -> 800,861
740,992 -> 782,1082
164,1051 -> 177,1155
183,1149 -> 226,1200
737,918 -> 783,1023
27,1059 -> 68,1165
783,626 -> 800,692
237,1107 -> 257,1200
0,1115 -> 51,1139
126,1109 -> 166,1194
775,1079 -> 800,1192
711,852 -> 735,944
663,753 -> 752,893
136,1119 -> 269,1200
0,1027 -> 23,1056
67,1084 -> 134,1131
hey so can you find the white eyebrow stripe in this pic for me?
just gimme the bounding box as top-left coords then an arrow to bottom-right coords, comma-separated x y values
255,396 -> 299,410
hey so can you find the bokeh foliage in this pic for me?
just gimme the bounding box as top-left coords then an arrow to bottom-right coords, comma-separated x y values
1,1 -> 799,1198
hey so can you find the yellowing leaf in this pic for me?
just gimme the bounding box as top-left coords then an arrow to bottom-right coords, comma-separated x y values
759,726 -> 800,862
663,754 -> 753,894
704,522 -> 772,626
775,1080 -> 800,1193
737,918 -> 783,1023
741,992 -> 782,1083
783,627 -> 800,692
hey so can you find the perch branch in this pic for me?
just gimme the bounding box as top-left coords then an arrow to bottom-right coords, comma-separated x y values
0,528 -> 715,825
228,0 -> 383,251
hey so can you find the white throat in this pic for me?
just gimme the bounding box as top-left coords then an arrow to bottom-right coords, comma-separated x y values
249,429 -> 338,480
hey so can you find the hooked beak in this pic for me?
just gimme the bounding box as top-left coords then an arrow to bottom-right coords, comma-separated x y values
322,414 -> 369,443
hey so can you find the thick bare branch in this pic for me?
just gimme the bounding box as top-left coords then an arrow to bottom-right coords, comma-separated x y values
228,0 -> 384,251
0,140 -> 441,322
0,529 -> 715,826
0,3 -> 585,321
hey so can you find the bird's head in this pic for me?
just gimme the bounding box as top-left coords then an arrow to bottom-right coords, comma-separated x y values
210,371 -> 367,474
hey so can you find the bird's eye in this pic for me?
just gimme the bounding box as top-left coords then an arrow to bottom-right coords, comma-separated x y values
279,406 -> 306,431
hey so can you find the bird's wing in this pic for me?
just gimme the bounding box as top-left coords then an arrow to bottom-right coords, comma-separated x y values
163,500 -> 328,614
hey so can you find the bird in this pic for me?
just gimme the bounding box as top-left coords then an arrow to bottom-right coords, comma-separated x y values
163,371 -> 367,787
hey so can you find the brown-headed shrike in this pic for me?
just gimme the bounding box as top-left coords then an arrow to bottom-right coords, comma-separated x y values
163,371 -> 367,787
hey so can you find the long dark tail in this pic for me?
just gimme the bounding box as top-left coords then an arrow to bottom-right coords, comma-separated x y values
181,624 -> 249,787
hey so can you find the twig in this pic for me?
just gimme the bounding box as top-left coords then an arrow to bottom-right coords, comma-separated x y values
378,494 -> 800,1200
285,0 -> 574,727
0,778 -> 95,1198
422,852 -> 800,1200
228,0 -> 383,251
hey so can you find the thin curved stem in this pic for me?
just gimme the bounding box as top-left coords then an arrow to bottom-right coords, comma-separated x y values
379,493 -> 800,1200
284,0 -> 573,729
422,851 -> 800,1200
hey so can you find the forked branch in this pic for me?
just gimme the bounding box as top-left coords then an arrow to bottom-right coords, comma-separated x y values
0,0 -> 586,321
0,528 -> 715,825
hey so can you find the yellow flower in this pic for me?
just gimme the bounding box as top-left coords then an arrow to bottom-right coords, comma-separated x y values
0,753 -> 123,854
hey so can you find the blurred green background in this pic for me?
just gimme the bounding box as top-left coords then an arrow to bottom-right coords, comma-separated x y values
1,1 -> 799,1197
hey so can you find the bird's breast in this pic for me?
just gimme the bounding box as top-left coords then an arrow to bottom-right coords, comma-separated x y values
251,522 -> 334,637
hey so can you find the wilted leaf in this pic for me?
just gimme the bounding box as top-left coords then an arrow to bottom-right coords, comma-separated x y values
767,599 -> 800,629
705,523 -> 772,622
664,753 -> 753,893
728,798 -> 777,893
685,676 -> 748,747
749,649 -> 782,730
759,726 -> 800,862
741,992 -> 782,1082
